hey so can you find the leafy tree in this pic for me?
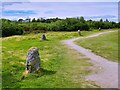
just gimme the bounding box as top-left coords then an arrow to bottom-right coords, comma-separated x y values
105,19 -> 109,22
1,17 -> 119,37
18,19 -> 23,22
32,18 -> 36,22
100,19 -> 103,22
2,19 -> 23,37
79,16 -> 85,23
36,18 -> 40,22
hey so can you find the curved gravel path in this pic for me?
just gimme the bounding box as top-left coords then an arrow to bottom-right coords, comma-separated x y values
62,31 -> 118,88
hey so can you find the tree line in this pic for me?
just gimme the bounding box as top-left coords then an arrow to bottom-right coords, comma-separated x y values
1,17 -> 120,37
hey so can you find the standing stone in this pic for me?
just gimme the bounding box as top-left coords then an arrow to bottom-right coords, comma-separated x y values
41,34 -> 46,40
78,29 -> 82,36
99,27 -> 101,31
26,47 -> 41,73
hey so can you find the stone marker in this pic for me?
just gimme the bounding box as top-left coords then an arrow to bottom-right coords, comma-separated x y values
41,34 -> 46,40
99,27 -> 101,31
78,29 -> 82,36
26,47 -> 41,73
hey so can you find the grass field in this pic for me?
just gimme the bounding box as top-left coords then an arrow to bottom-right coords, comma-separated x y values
75,30 -> 118,62
2,29 -> 116,88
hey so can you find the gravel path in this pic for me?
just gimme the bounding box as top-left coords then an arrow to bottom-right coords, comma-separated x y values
62,31 -> 118,88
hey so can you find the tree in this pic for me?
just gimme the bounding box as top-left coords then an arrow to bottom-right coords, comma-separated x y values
105,19 -> 109,22
100,19 -> 103,22
1,16 -> 119,37
79,16 -> 85,23
2,20 -> 23,37
40,18 -> 46,22
18,19 -> 23,22
26,17 -> 31,22
36,18 -> 40,22
32,18 -> 36,22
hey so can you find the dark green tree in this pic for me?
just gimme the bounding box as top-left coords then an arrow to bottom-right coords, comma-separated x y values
32,18 -> 36,22
18,19 -> 23,22
36,18 -> 40,22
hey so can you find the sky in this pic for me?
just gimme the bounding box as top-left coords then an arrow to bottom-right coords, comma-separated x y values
1,1 -> 119,22
1,0 -> 119,2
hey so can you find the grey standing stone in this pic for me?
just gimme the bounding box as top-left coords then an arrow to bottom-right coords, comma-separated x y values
99,27 -> 101,31
41,34 -> 46,40
78,30 -> 81,36
26,47 -> 41,73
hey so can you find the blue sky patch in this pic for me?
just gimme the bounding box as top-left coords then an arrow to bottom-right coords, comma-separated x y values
2,10 -> 36,16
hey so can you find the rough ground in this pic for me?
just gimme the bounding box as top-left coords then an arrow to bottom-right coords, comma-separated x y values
62,31 -> 118,88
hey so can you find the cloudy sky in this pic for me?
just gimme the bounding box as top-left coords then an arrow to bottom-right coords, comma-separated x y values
1,1 -> 119,22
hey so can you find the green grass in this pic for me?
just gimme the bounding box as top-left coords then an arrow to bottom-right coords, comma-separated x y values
75,30 -> 118,62
2,29 -> 115,88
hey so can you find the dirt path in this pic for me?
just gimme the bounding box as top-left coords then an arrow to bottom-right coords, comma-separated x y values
62,31 -> 118,88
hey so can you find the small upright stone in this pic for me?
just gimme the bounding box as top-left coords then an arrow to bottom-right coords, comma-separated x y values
98,27 -> 101,31
26,47 -> 41,73
78,29 -> 82,36
41,34 -> 46,40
